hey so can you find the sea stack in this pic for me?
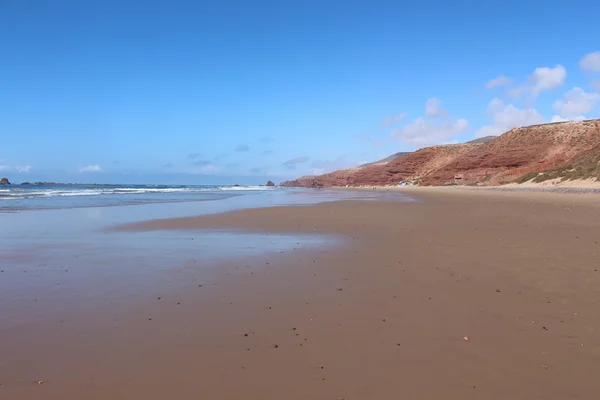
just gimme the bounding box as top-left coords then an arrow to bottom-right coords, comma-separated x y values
266,180 -> 275,187
0,177 -> 10,185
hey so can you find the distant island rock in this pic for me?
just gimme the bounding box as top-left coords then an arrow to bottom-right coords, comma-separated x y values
0,177 -> 10,185
266,180 -> 275,186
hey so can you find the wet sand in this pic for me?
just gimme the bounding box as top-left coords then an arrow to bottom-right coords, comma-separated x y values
2,189 -> 600,399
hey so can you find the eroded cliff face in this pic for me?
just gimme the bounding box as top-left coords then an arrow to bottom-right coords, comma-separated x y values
281,120 -> 600,187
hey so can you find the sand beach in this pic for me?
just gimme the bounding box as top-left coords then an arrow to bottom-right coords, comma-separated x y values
1,188 -> 600,399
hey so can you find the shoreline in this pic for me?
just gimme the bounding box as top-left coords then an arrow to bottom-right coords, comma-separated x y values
327,183 -> 600,194
3,189 -> 600,399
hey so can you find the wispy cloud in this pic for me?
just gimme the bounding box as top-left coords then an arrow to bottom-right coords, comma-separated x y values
193,159 -> 210,166
580,51 -> 600,72
485,75 -> 513,89
259,137 -> 272,143
282,157 -> 309,169
163,163 -> 174,168
0,165 -> 32,173
78,165 -> 103,173
187,153 -> 201,160
261,150 -> 274,155
424,97 -> 447,117
382,112 -> 407,127
225,162 -> 240,168
235,144 -> 250,152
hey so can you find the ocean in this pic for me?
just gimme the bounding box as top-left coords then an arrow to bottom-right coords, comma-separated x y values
0,183 -> 274,211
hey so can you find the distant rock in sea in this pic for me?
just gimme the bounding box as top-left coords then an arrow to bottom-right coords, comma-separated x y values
266,180 -> 275,186
0,177 -> 10,185
21,182 -> 31,185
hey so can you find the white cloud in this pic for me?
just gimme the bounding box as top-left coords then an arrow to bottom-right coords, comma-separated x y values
382,112 -> 407,127
580,52 -> 600,72
392,117 -> 469,146
592,79 -> 600,93
550,115 -> 585,123
424,97 -> 447,117
474,98 -> 545,138
390,98 -> 468,146
552,87 -> 599,119
503,65 -> 566,100
530,64 -> 566,95
0,165 -> 32,173
78,165 -> 103,172
485,76 -> 513,89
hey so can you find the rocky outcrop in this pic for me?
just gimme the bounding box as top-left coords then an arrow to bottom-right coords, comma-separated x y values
281,120 -> 600,187
266,180 -> 275,187
0,177 -> 10,185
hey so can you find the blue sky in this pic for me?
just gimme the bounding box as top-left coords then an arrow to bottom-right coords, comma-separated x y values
2,0 -> 600,184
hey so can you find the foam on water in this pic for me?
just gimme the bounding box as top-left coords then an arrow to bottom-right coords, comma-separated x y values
0,184 -> 277,210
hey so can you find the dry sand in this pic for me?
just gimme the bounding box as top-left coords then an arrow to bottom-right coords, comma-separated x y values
3,189 -> 600,399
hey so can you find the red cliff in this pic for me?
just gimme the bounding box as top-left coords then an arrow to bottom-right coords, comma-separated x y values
281,119 -> 600,187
